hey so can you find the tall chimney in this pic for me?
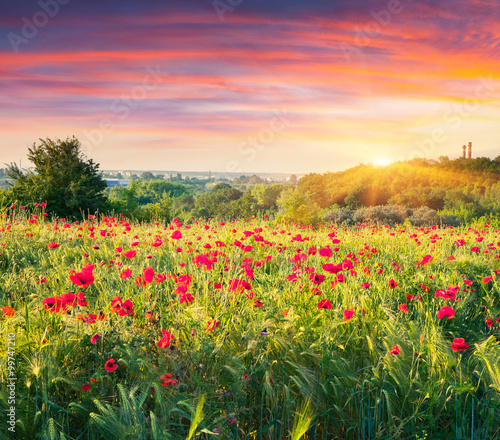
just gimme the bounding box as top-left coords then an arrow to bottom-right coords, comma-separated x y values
462,145 -> 466,159
467,142 -> 472,159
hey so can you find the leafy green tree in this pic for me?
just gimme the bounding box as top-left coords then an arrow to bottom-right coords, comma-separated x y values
195,184 -> 243,219
7,136 -> 107,218
252,184 -> 284,210
140,171 -> 155,181
277,187 -> 319,224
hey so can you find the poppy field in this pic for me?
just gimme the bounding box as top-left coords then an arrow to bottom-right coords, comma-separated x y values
1,207 -> 500,440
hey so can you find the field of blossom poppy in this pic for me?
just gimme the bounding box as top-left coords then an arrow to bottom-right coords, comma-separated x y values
1,207 -> 500,439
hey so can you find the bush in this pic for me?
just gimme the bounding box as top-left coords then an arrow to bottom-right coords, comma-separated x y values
322,205 -> 461,226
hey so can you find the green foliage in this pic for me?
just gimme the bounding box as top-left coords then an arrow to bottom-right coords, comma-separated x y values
252,184 -> 285,211
322,205 -> 461,226
140,171 -> 156,181
195,183 -> 251,219
6,137 -> 107,218
277,187 -> 320,224
292,158 -> 500,224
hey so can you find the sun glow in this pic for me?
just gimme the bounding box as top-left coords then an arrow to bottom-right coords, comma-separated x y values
374,158 -> 391,167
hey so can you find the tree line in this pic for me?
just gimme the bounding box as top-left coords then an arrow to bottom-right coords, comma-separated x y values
3,137 -> 500,224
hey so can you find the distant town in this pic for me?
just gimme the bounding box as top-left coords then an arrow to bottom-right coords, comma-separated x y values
0,168 -> 301,189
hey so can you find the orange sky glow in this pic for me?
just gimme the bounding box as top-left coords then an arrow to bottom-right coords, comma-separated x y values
0,0 -> 499,174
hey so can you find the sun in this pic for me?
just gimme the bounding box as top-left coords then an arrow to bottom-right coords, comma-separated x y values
374,158 -> 391,167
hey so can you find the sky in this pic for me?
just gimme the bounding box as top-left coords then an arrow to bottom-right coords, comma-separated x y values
0,0 -> 499,174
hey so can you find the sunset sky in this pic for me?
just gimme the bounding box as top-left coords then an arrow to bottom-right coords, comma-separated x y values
1,0 -> 499,174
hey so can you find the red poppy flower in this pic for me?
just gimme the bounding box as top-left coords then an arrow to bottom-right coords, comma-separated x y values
85,314 -> 97,325
319,247 -> 332,258
362,282 -> 370,289
418,255 -> 433,266
117,299 -> 134,316
104,359 -> 119,372
389,345 -> 400,355
151,239 -> 163,247
110,296 -> 123,314
317,299 -> 332,309
171,230 -> 182,240
76,292 -> 87,307
143,267 -> 155,283
310,273 -> 325,285
207,320 -> 220,331
437,306 -> 455,319
179,292 -> 194,304
389,279 -> 397,289
254,299 -> 264,308
228,278 -> 251,292
61,292 -> 76,307
398,304 -> 408,314
122,250 -> 137,259
70,266 -> 95,288
48,242 -> 60,249
160,373 -> 178,386
2,306 -> 15,317
81,384 -> 91,391
451,338 -> 469,352
91,334 -> 101,344
322,263 -> 342,274
120,269 -> 132,279
43,296 -> 66,313
486,318 -> 493,327
343,309 -> 355,321
482,276 -> 493,283
435,289 -> 456,301
155,273 -> 166,283
158,329 -> 174,348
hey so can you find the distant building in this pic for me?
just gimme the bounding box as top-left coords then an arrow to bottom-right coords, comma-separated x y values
105,179 -> 128,188
462,142 -> 472,159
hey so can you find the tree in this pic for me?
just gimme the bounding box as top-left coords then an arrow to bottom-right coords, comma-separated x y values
7,136 -> 108,218
140,171 -> 155,181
